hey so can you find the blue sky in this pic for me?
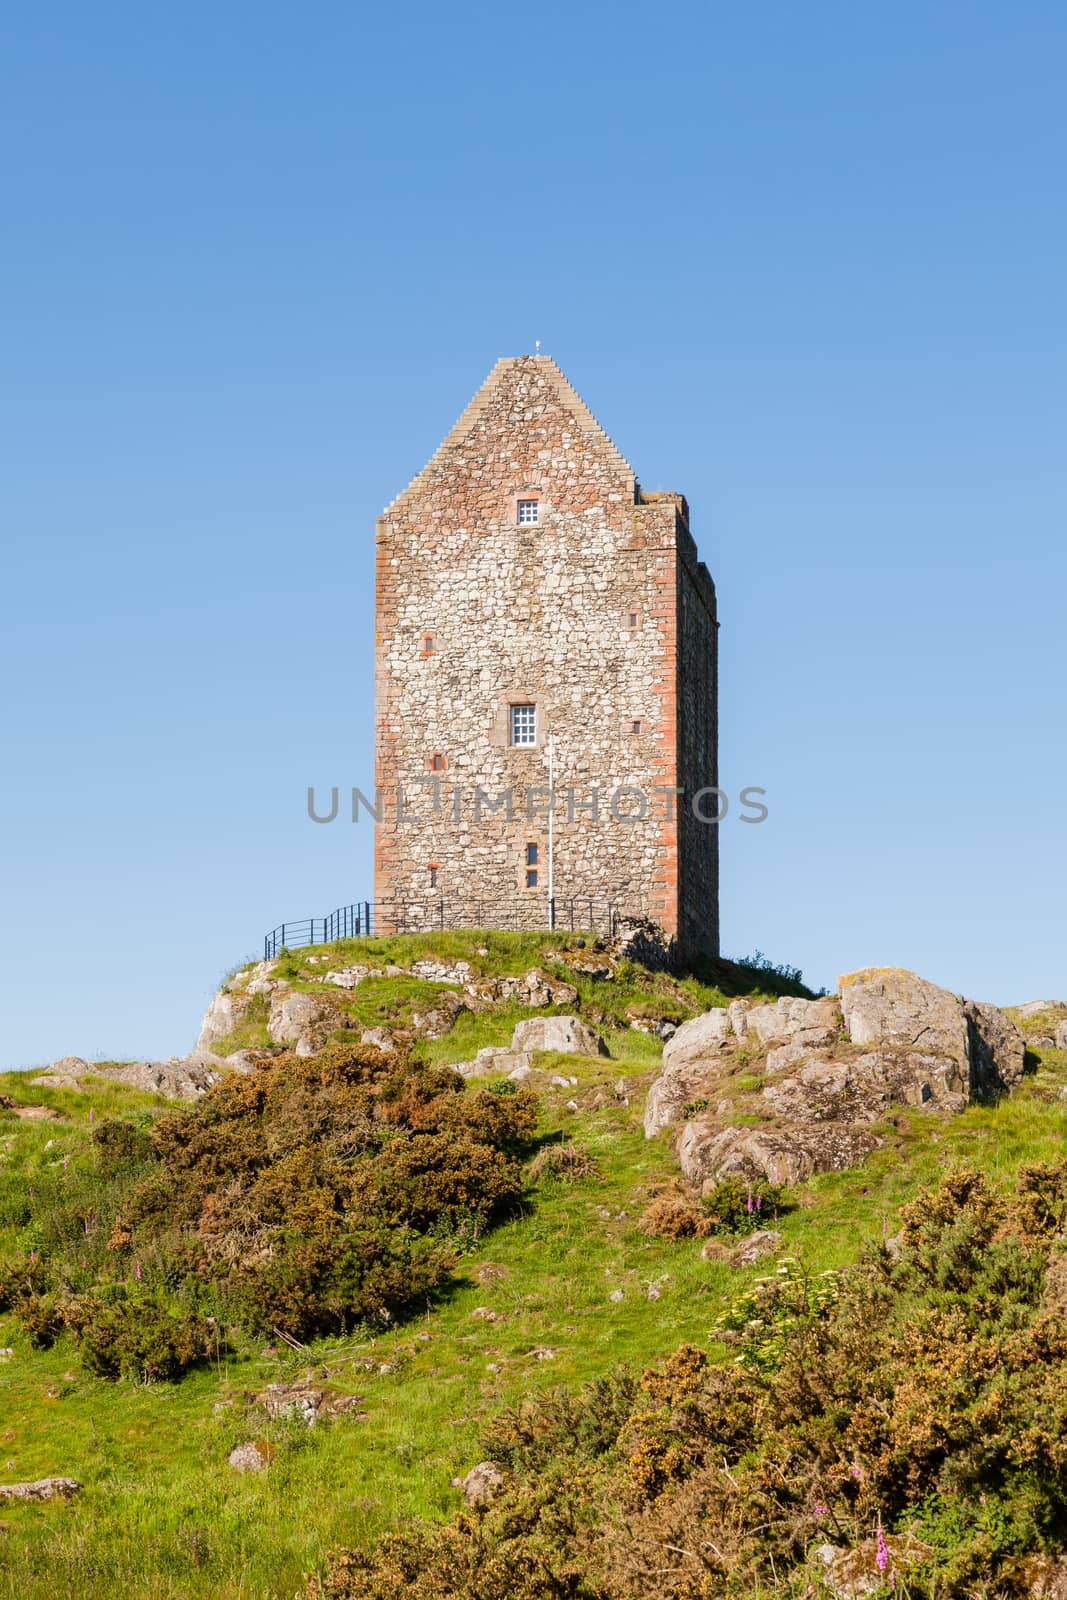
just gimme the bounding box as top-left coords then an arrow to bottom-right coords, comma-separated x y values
2,1 -> 1064,1067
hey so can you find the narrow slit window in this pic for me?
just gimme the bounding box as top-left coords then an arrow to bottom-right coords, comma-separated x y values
510,704 -> 536,746
423,633 -> 436,654
517,499 -> 539,525
525,868 -> 538,888
630,719 -> 642,735
526,842 -> 539,866
430,753 -> 445,771
428,865 -> 438,888
628,612 -> 638,628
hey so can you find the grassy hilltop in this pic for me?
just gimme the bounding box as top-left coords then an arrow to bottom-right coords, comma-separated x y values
1,932 -> 1065,1600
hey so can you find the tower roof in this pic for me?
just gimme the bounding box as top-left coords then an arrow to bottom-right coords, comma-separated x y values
382,354 -> 634,516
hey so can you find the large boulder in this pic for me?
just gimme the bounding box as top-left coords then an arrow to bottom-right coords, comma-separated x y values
452,1461 -> 505,1506
510,1015 -> 606,1056
839,968 -> 970,1060
679,1120 -> 881,1188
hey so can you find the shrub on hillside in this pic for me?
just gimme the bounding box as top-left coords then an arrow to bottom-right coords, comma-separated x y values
638,1177 -> 786,1240
72,1298 -> 215,1382
91,1117 -> 155,1178
528,1142 -> 600,1186
0,1042 -> 539,1356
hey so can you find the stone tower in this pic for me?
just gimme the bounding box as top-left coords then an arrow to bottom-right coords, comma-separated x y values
374,354 -> 718,958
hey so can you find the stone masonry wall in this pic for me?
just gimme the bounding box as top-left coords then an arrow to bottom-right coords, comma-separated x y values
374,355 -> 718,956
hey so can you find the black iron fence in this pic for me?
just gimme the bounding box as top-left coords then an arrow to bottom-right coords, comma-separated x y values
263,898 -> 644,959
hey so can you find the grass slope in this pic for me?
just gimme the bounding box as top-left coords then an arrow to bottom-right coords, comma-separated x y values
0,943 -> 1063,1599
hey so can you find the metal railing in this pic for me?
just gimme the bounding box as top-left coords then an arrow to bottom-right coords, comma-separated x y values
264,903 -> 373,959
263,898 -> 644,959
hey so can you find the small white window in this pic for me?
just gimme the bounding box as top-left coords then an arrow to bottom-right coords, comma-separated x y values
510,704 -> 536,746
517,499 -> 539,525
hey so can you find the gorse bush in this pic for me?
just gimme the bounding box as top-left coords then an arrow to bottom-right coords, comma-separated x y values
0,1042 -> 538,1367
312,1163 -> 1067,1600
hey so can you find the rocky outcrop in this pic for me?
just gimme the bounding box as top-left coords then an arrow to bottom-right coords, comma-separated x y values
252,1381 -> 365,1426
267,989 -> 344,1055
196,991 -> 253,1053
0,1477 -> 82,1503
31,1053 -> 244,1102
457,1047 -> 535,1081
646,968 -> 1025,1190
454,1014 -> 606,1079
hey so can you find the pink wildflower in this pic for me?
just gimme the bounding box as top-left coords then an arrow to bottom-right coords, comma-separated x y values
134,1262 -> 142,1282
875,1526 -> 890,1574
746,1191 -> 754,1214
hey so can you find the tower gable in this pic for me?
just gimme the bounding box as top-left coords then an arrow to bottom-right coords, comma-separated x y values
382,354 -> 635,520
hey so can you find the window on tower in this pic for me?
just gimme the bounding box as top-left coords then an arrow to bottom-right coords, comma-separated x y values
510,704 -> 536,746
517,499 -> 539,525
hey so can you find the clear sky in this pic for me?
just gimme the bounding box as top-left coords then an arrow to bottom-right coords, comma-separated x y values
2,1 -> 1065,1068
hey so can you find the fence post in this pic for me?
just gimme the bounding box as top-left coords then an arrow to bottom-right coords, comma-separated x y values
549,896 -> 556,931
364,901 -> 371,937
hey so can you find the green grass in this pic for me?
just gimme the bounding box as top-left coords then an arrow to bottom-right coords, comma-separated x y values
2,996 -> 1065,1597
